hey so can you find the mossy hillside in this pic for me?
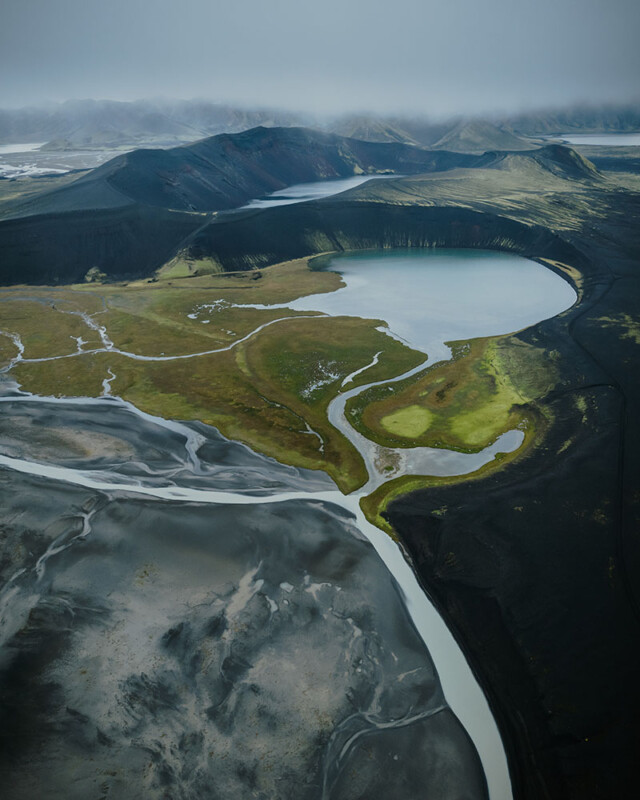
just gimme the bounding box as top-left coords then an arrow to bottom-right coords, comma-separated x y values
156,256 -> 224,280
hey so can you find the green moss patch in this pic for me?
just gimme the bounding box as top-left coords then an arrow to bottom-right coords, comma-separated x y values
380,405 -> 433,438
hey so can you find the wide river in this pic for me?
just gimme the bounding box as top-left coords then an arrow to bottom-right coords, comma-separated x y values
0,247 -> 577,799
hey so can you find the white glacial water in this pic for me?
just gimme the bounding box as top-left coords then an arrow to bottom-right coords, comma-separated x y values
557,133 -> 640,146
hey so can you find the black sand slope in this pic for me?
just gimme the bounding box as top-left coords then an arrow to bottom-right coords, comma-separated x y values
0,205 -> 204,285
181,201 -> 587,273
376,184 -> 640,798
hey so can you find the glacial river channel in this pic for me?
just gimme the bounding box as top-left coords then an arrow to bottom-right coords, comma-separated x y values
0,247 -> 577,799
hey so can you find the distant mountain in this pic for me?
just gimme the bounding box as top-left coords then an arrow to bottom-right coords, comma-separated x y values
326,116 -> 464,148
3,99 -> 637,154
503,103 -> 640,135
5,126 -> 480,220
327,106 -> 640,148
387,118 -> 454,147
0,98 -> 454,150
431,120 -> 538,153
0,99 -> 308,148
327,116 -> 420,145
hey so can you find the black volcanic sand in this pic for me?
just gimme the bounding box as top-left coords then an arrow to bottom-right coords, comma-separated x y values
0,417 -> 486,800
380,216 -> 640,794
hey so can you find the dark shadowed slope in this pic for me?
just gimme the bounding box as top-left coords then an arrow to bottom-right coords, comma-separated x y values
0,206 -> 204,285
0,126 -> 489,283
0,140 -> 599,285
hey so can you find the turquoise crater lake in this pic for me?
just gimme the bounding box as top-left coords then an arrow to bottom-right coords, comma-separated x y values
288,249 -> 577,362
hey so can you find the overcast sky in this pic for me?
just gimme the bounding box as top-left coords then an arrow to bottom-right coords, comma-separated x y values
1,0 -> 639,116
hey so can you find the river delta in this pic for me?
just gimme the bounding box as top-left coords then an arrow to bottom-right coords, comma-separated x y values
0,235 -> 578,799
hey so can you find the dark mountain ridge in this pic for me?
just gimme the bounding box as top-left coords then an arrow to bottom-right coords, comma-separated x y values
3,126 -> 482,220
0,125 -> 603,285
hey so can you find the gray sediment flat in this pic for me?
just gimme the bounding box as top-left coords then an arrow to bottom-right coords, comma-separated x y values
0,393 -> 487,800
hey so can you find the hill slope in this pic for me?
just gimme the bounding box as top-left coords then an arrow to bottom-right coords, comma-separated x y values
477,144 -> 601,180
0,126 -> 488,282
432,120 -> 538,153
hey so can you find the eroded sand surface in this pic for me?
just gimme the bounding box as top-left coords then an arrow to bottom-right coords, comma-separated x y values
0,395 -> 487,800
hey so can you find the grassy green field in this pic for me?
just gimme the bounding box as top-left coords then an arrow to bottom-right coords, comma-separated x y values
0,254 -> 558,523
353,334 -> 556,529
346,336 -> 551,453
358,427 -> 545,535
0,298 -> 103,361
3,258 -> 424,493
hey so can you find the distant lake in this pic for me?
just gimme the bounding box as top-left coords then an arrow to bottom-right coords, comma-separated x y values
0,142 -> 46,155
241,174 -> 398,209
0,143 -> 127,179
558,133 -> 640,146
